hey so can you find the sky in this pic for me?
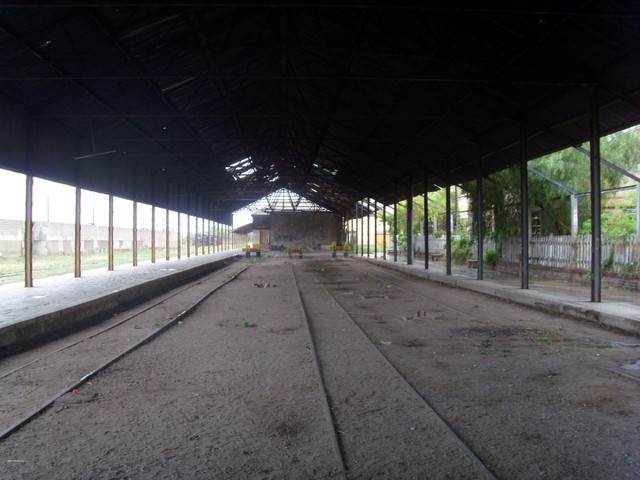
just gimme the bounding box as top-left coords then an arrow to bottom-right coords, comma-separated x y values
0,168 -> 252,229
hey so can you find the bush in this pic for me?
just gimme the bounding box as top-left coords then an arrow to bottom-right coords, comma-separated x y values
484,248 -> 500,269
452,237 -> 473,264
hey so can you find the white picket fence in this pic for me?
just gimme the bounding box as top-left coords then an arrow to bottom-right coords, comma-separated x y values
414,234 -> 640,274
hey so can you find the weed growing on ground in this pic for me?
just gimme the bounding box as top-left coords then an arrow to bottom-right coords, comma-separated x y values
480,338 -> 494,355
543,370 -> 560,378
307,263 -> 324,272
407,339 -> 420,348
363,290 -> 385,299
530,333 -> 562,344
241,319 -> 250,328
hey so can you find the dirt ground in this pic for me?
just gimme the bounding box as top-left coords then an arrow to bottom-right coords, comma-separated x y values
0,255 -> 638,479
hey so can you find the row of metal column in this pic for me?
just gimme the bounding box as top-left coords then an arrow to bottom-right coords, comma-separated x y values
23,182 -> 241,287
346,86 -> 603,302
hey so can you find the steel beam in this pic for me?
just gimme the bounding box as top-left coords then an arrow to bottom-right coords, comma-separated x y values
151,205 -> 156,263
367,197 -> 371,258
74,186 -> 81,278
382,203 -> 387,260
25,175 -> 33,287
177,212 -> 182,259
445,184 -> 452,275
393,201 -> 398,263
373,200 -> 378,259
476,160 -> 484,280
424,171 -> 429,270
407,180 -> 413,265
520,123 -> 529,289
166,207 -> 170,261
133,201 -> 138,267
108,193 -> 114,270
590,86 -> 602,303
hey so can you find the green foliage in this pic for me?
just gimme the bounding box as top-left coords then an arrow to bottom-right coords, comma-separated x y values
484,248 -> 500,269
452,237 -> 473,263
465,126 -> 640,241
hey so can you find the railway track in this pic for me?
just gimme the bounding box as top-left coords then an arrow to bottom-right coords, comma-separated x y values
2,256 -> 636,478
0,262 -> 249,441
291,262 -> 497,479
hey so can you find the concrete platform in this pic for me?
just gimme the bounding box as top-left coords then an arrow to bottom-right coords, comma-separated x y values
1,250 -> 638,354
359,255 -> 640,337
0,251 -> 241,350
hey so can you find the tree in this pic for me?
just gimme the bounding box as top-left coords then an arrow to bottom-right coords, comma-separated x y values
464,126 -> 640,241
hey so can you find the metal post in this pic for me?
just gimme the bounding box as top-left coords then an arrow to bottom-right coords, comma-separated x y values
393,201 -> 398,263
445,184 -> 452,275
74,186 -> 81,277
373,200 -> 378,258
151,205 -> 156,263
133,200 -> 138,266
367,197 -> 371,257
151,179 -> 156,264
187,214 -> 191,258
194,203 -> 199,257
360,202 -> 364,257
353,202 -> 360,255
520,122 -> 529,289
424,171 -> 429,269
25,175 -> 34,287
202,210 -> 205,255
108,193 -> 114,270
407,180 -> 413,266
477,159 -> 484,280
382,203 -> 387,259
177,211 -> 181,259
590,85 -> 602,302
165,207 -> 170,261
132,169 -> 138,267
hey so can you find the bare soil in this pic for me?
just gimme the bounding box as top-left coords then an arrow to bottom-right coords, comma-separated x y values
0,255 -> 638,479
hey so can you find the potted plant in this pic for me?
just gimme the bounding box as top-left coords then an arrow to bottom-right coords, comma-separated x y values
331,241 -> 337,258
343,241 -> 350,258
298,245 -> 304,259
286,246 -> 292,258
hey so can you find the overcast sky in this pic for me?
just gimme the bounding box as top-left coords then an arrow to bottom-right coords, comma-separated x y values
0,168 -> 251,228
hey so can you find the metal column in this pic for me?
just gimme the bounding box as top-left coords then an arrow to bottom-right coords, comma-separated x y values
151,205 -> 156,263
187,213 -> 191,257
177,211 -> 181,259
165,207 -> 170,261
25,175 -> 34,287
108,194 -> 114,270
382,203 -> 387,259
424,171 -> 429,270
520,123 -> 529,289
445,184 -> 452,275
393,201 -> 398,263
133,201 -> 138,266
354,203 -> 359,255
367,197 -> 371,258
151,180 -> 156,264
590,85 -> 602,302
476,160 -> 484,280
194,201 -> 199,257
407,180 -> 413,266
360,202 -> 364,257
373,200 -> 378,258
74,186 -> 82,277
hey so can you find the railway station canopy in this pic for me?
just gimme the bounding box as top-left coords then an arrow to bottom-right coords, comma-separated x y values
0,2 -> 639,223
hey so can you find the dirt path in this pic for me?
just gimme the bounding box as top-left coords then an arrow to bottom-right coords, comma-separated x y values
0,255 -> 638,479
